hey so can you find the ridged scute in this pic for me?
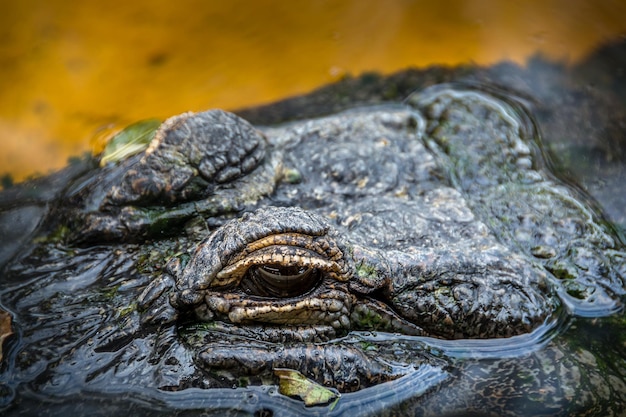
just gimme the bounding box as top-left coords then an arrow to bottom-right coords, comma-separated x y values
104,110 -> 267,207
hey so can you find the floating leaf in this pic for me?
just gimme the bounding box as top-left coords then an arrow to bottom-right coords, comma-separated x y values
100,119 -> 161,166
274,368 -> 340,407
0,309 -> 13,362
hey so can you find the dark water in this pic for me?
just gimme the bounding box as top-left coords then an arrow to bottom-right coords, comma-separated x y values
1,40 -> 626,417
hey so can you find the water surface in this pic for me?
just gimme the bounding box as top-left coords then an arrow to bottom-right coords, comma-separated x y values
1,0 -> 626,183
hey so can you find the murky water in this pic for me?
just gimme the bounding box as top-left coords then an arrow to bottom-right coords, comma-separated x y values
1,2 -> 626,416
1,0 -> 626,183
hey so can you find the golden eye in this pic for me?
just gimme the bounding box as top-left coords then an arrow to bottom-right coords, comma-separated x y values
243,264 -> 321,298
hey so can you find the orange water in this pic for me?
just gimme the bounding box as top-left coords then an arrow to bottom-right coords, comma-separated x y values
1,0 -> 625,184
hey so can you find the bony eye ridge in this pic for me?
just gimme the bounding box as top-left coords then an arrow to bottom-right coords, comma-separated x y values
243,264 -> 322,298
208,230 -> 352,294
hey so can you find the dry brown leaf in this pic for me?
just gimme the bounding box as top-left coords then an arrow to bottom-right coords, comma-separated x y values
0,309 -> 13,362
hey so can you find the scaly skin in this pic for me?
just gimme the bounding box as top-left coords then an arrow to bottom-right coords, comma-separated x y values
0,86 -> 624,416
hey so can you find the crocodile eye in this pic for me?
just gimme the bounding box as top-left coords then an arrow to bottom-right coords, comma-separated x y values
243,264 -> 322,298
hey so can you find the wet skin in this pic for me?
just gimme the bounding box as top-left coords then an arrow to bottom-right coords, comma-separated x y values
0,86 -> 624,414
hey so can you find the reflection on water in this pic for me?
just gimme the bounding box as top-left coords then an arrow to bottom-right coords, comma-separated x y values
1,0 -> 626,183
1,2 -> 626,416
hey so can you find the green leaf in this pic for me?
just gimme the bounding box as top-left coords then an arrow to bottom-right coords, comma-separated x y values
100,119 -> 161,166
274,368 -> 340,407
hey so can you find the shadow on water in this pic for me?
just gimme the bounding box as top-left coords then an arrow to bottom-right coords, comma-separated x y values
1,39 -> 626,417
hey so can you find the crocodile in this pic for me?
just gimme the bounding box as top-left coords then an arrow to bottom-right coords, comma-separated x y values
0,85 -> 625,416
